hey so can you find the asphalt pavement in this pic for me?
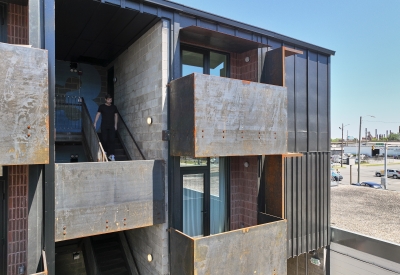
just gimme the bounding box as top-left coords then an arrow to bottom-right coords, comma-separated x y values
333,159 -> 400,191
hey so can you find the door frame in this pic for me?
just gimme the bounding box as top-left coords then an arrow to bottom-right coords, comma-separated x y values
181,166 -> 210,237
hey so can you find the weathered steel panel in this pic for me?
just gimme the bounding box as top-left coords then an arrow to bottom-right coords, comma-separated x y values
54,160 -> 165,241
170,229 -> 194,275
264,155 -> 284,218
0,43 -> 49,165
264,47 -> 284,87
170,219 -> 287,275
170,73 -> 287,157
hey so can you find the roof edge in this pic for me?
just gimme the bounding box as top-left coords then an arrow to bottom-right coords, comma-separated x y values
143,0 -> 336,56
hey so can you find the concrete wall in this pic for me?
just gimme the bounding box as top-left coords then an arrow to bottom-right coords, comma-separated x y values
113,20 -> 169,275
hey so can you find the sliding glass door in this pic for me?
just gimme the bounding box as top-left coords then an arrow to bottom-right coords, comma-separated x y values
180,157 -> 228,237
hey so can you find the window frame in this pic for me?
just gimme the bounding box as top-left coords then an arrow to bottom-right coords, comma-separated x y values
180,44 -> 230,78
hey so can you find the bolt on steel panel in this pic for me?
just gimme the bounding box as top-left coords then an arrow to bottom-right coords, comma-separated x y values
0,42 -> 49,165
170,73 -> 288,157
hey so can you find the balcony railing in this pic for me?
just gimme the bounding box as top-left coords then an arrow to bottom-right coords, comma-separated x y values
170,213 -> 287,275
55,160 -> 165,241
169,73 -> 288,157
0,42 -> 49,165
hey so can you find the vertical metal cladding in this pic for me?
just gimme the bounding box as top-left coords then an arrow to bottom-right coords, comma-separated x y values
267,38 -> 331,257
285,152 -> 330,257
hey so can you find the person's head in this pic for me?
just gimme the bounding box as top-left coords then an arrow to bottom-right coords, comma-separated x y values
105,94 -> 112,104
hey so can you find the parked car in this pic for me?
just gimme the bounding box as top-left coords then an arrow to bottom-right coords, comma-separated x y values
375,169 -> 400,179
331,171 -> 343,181
351,181 -> 383,189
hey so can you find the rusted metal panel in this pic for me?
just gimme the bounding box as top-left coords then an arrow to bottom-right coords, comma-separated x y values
179,26 -> 269,53
54,160 -> 165,241
170,73 -> 287,157
170,219 -> 287,275
170,229 -> 194,275
263,46 -> 303,88
0,43 -> 49,165
264,155 -> 285,218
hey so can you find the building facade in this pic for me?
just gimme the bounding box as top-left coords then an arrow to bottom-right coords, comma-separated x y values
0,0 -> 334,274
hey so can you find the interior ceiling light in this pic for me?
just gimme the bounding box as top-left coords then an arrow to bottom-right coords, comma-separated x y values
70,62 -> 78,73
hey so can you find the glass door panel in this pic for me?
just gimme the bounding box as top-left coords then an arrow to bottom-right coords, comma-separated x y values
210,157 -> 228,234
210,51 -> 228,77
182,50 -> 204,77
183,173 -> 205,237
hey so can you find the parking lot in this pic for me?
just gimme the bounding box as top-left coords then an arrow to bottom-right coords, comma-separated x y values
334,159 -> 400,191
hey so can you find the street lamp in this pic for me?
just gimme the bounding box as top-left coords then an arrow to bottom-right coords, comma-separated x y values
358,115 -> 375,183
339,123 -> 350,167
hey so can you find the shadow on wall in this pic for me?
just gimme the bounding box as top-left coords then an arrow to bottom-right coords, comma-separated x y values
55,61 -> 106,131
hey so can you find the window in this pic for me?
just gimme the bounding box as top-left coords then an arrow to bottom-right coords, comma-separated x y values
180,157 -> 229,237
0,3 -> 7,43
181,45 -> 229,78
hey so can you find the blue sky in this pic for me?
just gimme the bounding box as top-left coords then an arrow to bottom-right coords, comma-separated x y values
171,0 -> 400,139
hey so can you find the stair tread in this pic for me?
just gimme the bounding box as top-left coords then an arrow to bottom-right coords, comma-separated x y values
96,249 -> 123,259
98,260 -> 126,270
101,267 -> 130,275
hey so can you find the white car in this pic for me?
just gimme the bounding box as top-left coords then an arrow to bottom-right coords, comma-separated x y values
375,169 -> 400,179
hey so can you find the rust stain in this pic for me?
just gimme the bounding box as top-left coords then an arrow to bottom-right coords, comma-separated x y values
242,80 -> 251,85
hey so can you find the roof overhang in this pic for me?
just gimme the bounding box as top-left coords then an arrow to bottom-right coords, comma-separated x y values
179,26 -> 269,53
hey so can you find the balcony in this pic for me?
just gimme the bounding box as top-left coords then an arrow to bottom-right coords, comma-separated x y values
55,160 -> 165,241
170,213 -> 287,275
169,73 -> 287,157
0,42 -> 49,165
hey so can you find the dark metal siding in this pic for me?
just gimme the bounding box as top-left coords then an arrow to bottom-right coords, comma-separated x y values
262,38 -> 331,257
286,153 -> 330,257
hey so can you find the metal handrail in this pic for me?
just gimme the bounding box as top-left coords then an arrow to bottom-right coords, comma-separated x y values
81,98 -> 108,162
30,250 -> 48,275
117,112 -> 146,160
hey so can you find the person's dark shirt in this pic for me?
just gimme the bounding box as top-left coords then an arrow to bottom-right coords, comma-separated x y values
97,104 -> 118,127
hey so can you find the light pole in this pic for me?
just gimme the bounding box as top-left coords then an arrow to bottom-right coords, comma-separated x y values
339,123 -> 349,167
358,115 -> 375,183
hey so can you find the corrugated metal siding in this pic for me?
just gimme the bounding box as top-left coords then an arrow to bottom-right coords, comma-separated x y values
265,38 -> 331,257
285,152 -> 330,258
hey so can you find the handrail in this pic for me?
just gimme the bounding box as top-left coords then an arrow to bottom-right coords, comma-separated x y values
81,98 -> 108,162
30,250 -> 48,275
117,112 -> 146,160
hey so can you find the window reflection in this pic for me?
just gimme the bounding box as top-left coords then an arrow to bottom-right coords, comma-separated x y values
210,52 -> 227,77
180,156 -> 207,167
182,50 -> 204,77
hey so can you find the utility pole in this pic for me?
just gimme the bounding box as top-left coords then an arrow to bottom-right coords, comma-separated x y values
358,117 -> 362,183
339,123 -> 349,167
